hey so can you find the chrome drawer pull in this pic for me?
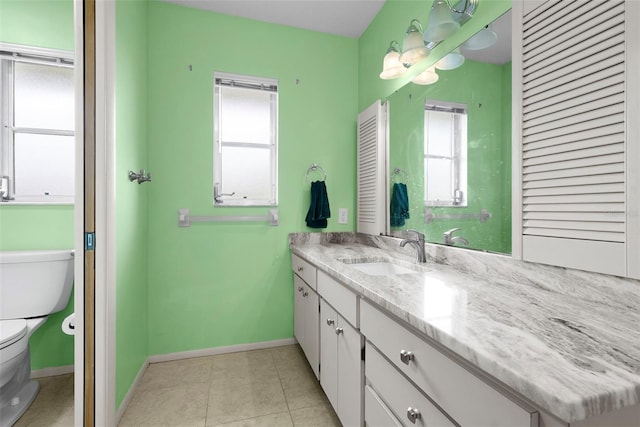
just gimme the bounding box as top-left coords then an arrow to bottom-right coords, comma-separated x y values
335,327 -> 344,335
407,407 -> 421,424
326,318 -> 335,326
400,350 -> 415,364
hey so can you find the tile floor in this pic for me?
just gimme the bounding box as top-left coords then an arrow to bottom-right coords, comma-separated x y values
16,345 -> 341,427
14,372 -> 74,427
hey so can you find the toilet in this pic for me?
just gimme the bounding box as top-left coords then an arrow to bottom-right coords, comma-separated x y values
0,250 -> 74,427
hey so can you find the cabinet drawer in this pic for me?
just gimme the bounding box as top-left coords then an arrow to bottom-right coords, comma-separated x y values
317,270 -> 358,327
367,345 -> 456,427
361,300 -> 538,427
292,254 -> 316,290
364,385 -> 403,427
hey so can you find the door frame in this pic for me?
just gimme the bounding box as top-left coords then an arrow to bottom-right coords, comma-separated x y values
74,1 -> 116,425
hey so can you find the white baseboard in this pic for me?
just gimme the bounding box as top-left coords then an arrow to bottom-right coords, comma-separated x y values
115,357 -> 149,425
148,338 -> 298,364
31,365 -> 74,379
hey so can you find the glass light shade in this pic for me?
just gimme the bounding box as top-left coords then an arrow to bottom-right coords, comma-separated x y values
435,48 -> 465,70
400,20 -> 429,67
463,27 -> 497,50
380,50 -> 407,79
423,0 -> 460,43
412,67 -> 439,85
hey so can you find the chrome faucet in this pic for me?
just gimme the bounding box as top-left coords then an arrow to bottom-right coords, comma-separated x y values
400,229 -> 427,263
443,228 -> 469,246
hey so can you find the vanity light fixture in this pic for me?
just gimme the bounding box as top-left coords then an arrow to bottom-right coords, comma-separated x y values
424,0 -> 460,42
412,66 -> 439,85
435,47 -> 465,70
462,24 -> 497,50
380,41 -> 407,79
400,19 -> 429,67
423,0 -> 479,43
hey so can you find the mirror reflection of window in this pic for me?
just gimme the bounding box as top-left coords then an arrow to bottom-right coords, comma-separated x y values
424,101 -> 467,207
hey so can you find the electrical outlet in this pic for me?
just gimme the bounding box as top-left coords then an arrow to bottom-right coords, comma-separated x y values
338,208 -> 348,224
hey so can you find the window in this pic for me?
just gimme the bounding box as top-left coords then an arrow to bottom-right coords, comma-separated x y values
424,101 -> 467,207
0,43 -> 75,203
213,72 -> 278,206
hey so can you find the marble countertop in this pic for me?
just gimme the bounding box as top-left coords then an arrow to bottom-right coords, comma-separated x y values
289,233 -> 640,423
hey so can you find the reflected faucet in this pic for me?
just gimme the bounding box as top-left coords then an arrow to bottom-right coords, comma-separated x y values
443,228 -> 469,246
400,229 -> 427,263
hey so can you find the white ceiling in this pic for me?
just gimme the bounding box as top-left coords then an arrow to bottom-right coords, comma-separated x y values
160,0 -> 387,38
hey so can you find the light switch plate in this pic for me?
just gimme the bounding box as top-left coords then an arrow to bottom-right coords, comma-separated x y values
338,208 -> 348,224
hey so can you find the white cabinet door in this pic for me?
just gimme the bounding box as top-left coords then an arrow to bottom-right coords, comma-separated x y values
337,316 -> 362,427
294,275 -> 306,351
294,275 -> 319,379
320,298 -> 363,427
320,299 -> 338,410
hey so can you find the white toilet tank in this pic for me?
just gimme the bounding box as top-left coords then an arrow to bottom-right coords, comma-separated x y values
0,250 -> 74,320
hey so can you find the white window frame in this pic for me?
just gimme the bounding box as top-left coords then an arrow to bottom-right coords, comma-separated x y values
213,71 -> 278,207
0,42 -> 75,204
424,100 -> 467,207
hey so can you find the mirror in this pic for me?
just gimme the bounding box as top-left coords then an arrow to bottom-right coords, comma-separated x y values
387,10 -> 512,254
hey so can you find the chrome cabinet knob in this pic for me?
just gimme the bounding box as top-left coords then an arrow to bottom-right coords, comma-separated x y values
297,266 -> 303,272
297,286 -> 303,292
335,327 -> 344,335
326,318 -> 335,326
302,291 -> 308,297
400,350 -> 415,365
407,407 -> 421,424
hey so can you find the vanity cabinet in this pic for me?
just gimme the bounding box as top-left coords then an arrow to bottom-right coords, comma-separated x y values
361,300 -> 539,427
292,255 -> 319,378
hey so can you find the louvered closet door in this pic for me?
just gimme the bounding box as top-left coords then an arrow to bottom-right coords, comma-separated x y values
357,100 -> 387,235
518,0 -> 636,277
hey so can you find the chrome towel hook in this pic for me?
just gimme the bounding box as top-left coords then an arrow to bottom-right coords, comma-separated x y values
128,169 -> 152,184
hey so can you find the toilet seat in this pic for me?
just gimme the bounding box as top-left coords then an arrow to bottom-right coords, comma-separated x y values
0,319 -> 27,350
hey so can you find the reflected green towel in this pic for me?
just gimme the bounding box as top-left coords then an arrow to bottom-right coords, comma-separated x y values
390,183 -> 410,227
306,181 -> 331,228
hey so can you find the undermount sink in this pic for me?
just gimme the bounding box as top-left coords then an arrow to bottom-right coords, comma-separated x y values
340,258 -> 417,276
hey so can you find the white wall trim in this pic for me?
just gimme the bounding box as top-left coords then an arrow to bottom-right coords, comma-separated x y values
115,358 -> 150,425
148,338 -> 298,364
94,1 -> 117,426
31,365 -> 74,379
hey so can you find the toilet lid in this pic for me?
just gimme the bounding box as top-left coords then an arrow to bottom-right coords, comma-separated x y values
0,319 -> 27,349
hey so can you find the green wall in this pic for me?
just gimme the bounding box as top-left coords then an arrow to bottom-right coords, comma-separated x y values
358,0 -> 511,110
115,0 -> 149,409
388,60 -> 512,254
0,0 -> 75,371
146,1 -> 357,356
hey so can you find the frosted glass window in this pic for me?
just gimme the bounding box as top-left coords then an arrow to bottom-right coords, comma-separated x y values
424,102 -> 467,207
220,87 -> 271,145
14,134 -> 75,196
14,63 -> 74,131
0,46 -> 75,203
220,146 -> 271,201
213,72 -> 278,206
